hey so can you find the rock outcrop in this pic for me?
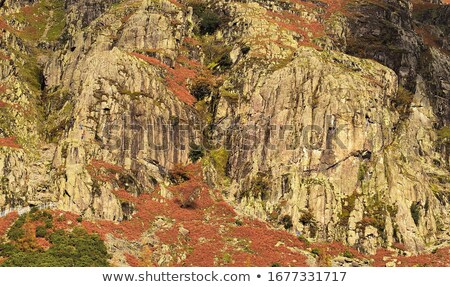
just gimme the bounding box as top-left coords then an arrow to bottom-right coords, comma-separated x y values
0,0 -> 448,256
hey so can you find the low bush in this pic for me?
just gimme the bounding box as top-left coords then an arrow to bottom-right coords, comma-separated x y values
1,227 -> 110,267
188,1 -> 227,35
191,80 -> 212,101
343,250 -> 354,259
35,226 -> 47,238
189,143 -> 205,163
280,215 -> 293,230
410,202 -> 421,226
392,86 -> 414,118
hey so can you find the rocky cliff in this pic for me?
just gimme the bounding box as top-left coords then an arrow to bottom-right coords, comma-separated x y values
0,0 -> 449,265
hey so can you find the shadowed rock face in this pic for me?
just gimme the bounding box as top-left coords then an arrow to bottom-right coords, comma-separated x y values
65,0 -> 121,28
0,0 -> 449,255
345,0 -> 449,126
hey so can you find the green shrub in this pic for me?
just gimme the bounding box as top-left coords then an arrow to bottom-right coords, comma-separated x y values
311,248 -> 321,257
198,10 -> 222,35
210,148 -> 229,177
30,210 -> 53,222
44,219 -> 53,229
7,215 -> 27,241
280,215 -> 293,230
217,53 -> 233,68
299,211 -> 314,225
7,228 -> 25,241
297,235 -> 310,245
189,143 -> 205,163
0,243 -> 18,257
343,250 -> 354,258
237,173 -> 271,201
241,46 -> 251,55
436,126 -> 450,142
410,202 -> 420,226
191,80 -> 212,100
201,37 -> 233,69
392,86 -> 414,118
189,1 -> 226,35
35,226 -> 47,238
2,228 -> 110,267
252,173 -> 270,200
357,162 -> 367,181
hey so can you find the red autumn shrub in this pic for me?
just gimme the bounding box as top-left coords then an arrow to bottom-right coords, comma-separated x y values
0,212 -> 19,236
130,53 -> 197,105
86,159 -> 124,182
0,137 -> 21,148
0,52 -> 9,60
124,253 -> 142,267
155,225 -> 181,245
0,17 -> 10,30
111,189 -> 138,204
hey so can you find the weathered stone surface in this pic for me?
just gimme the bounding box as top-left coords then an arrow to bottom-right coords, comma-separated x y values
0,0 -> 448,258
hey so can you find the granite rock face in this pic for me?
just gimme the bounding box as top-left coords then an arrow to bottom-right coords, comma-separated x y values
0,0 -> 449,255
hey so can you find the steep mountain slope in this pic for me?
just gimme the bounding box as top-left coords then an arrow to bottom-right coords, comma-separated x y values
0,0 -> 449,266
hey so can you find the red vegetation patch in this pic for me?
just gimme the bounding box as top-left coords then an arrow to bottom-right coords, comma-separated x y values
16,221 -> 49,251
50,211 -> 81,230
267,10 -> 324,36
90,160 -> 124,173
0,17 -> 10,30
183,37 -> 200,46
0,85 -> 7,106
124,253 -> 142,267
111,189 -> 138,204
212,201 -> 237,218
155,225 -> 180,245
35,237 -> 51,250
231,219 -> 308,266
176,55 -> 202,68
392,242 -> 408,251
322,0 -> 349,15
0,212 -> 19,236
130,52 -> 170,69
82,160 -> 312,267
412,0 -> 442,13
0,137 -> 21,149
264,0 -> 350,49
87,159 -> 124,182
3,157 -> 448,267
265,10 -> 324,49
168,0 -> 183,8
170,180 -> 202,208
166,68 -> 196,105
184,238 -> 225,266
370,248 -> 395,267
310,241 -> 366,265
168,163 -> 213,211
397,247 -> 450,267
415,26 -> 448,55
130,52 -> 197,105
177,219 -> 225,266
0,51 -> 10,61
